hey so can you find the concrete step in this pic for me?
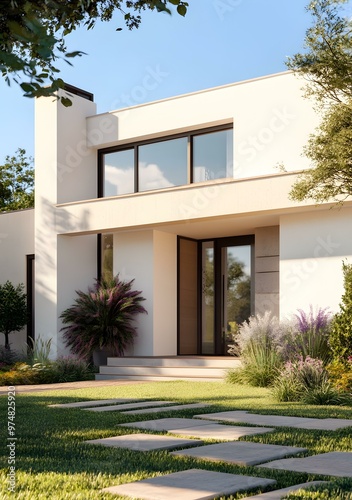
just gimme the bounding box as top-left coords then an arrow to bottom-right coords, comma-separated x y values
106,356 -> 240,368
96,356 -> 241,382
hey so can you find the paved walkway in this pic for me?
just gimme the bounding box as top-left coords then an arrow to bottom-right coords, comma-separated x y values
4,385 -> 351,498
0,379 -> 147,395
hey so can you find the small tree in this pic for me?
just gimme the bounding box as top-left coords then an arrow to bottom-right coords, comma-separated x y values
330,261 -> 352,364
0,281 -> 27,350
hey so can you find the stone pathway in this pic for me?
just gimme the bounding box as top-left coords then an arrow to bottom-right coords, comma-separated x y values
85,433 -> 203,452
49,398 -> 138,408
47,396 -> 352,498
171,441 -> 307,466
122,403 -> 211,415
119,417 -> 274,440
118,417 -> 212,431
259,451 -> 352,478
102,468 -> 276,500
83,400 -> 175,412
241,481 -> 328,500
194,410 -> 352,431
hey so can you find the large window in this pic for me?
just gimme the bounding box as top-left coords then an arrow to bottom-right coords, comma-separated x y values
193,129 -> 233,183
103,149 -> 134,196
139,137 -> 188,191
99,125 -> 233,197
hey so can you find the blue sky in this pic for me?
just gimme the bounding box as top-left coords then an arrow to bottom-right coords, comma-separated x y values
0,0 -> 313,162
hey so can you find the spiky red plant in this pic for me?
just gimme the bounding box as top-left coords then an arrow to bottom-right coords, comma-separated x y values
60,275 -> 147,360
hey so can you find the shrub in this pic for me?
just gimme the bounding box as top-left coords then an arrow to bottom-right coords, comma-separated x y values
228,311 -> 281,354
47,356 -> 93,383
301,380 -> 352,406
0,357 -> 94,385
0,362 -> 49,385
0,345 -> 23,368
227,312 -> 283,387
271,366 -> 304,402
272,356 -> 351,405
60,275 -> 147,360
289,306 -> 333,365
327,358 -> 352,393
26,336 -> 52,365
330,261 -> 352,364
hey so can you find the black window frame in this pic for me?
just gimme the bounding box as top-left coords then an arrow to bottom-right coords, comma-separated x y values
98,123 -> 233,198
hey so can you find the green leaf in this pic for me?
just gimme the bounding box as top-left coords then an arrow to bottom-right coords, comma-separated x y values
20,82 -> 35,93
177,4 -> 187,16
65,51 -> 85,58
61,97 -> 72,107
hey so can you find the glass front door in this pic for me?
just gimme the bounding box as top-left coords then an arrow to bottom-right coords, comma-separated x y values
201,236 -> 253,355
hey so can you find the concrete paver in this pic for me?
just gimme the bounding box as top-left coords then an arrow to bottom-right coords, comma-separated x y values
49,398 -> 137,408
168,423 -> 274,440
171,441 -> 307,466
83,400 -> 174,412
118,418 -> 212,431
241,481 -> 328,500
194,411 -> 352,431
102,468 -> 276,500
122,403 -> 211,415
259,451 -> 352,477
118,418 -> 274,440
85,433 -> 202,451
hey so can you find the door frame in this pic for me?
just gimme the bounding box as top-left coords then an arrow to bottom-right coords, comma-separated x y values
177,234 -> 254,356
212,235 -> 254,355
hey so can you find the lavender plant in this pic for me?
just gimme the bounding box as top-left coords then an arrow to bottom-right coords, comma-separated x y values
292,306 -> 333,365
60,275 -> 147,360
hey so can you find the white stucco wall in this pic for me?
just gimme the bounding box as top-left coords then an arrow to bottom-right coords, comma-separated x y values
56,234 -> 97,356
0,209 -> 34,351
280,205 -> 352,318
87,72 -> 320,179
113,230 -> 177,356
35,91 -> 97,357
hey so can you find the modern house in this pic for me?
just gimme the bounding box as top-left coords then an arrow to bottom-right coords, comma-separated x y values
1,71 -> 351,378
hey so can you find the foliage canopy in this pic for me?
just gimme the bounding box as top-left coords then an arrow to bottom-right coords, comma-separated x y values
287,0 -> 352,203
0,1 -> 189,105
0,148 -> 34,212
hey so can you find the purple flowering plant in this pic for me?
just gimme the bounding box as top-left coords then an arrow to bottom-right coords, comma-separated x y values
289,305 -> 333,365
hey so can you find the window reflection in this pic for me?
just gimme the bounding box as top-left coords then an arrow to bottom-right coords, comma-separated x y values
100,127 -> 233,197
101,234 -> 113,281
103,149 -> 134,196
193,129 -> 233,183
138,138 -> 188,192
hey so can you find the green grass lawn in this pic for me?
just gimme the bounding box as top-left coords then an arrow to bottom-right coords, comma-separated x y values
1,381 -> 352,499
